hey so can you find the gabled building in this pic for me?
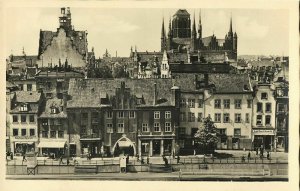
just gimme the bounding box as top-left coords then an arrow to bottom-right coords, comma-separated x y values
37,98 -> 69,157
9,91 -> 43,155
37,7 -> 88,68
66,79 -> 179,157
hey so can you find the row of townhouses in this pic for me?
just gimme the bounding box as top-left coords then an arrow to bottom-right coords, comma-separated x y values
6,71 -> 288,158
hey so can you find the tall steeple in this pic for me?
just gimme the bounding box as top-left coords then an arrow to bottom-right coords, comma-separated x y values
191,12 -> 197,52
229,13 -> 233,34
167,17 -> 172,37
192,12 -> 197,37
198,10 -> 202,39
161,17 -> 167,51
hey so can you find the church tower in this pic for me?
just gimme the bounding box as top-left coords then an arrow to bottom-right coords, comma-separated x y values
172,9 -> 191,38
59,7 -> 72,32
160,18 -> 167,52
190,13 -> 197,52
167,17 -> 173,51
198,10 -> 203,49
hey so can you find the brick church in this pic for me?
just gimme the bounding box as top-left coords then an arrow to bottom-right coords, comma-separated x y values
161,9 -> 238,61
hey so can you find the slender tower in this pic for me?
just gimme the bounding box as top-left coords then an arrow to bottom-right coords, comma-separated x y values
161,18 -> 167,52
198,10 -> 203,49
191,12 -> 197,52
167,17 -> 173,51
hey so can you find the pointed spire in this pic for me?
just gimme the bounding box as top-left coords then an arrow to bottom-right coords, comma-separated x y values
168,16 -> 172,37
198,9 -> 202,39
229,12 -> 233,34
161,17 -> 166,39
192,12 -> 196,36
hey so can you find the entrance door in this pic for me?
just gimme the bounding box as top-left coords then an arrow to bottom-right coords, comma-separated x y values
264,136 -> 272,150
152,140 -> 160,155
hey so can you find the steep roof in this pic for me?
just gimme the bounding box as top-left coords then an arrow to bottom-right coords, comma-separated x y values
39,98 -> 67,118
15,91 -> 41,103
172,73 -> 252,93
67,78 -> 174,108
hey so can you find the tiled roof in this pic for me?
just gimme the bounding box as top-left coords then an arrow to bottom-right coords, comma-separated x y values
35,70 -> 84,78
170,63 -> 231,73
172,73 -> 252,93
67,78 -> 174,108
39,98 -> 67,118
10,104 -> 39,114
15,91 -> 41,103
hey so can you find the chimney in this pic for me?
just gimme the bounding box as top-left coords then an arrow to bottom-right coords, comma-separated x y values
153,83 -> 157,106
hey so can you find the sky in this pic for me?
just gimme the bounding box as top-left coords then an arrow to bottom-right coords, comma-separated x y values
4,7 -> 289,58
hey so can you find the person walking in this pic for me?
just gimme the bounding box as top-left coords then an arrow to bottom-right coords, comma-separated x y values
10,152 -> 13,160
60,156 -> 64,164
177,155 -> 180,164
256,147 -> 258,155
247,151 -> 251,161
22,154 -> 27,162
267,151 -> 270,160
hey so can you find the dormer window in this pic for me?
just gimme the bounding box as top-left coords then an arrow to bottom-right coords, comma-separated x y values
20,103 -> 28,111
51,107 -> 59,114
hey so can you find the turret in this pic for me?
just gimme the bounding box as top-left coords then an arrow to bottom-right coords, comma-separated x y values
233,32 -> 238,51
59,7 -> 72,32
198,10 -> 202,39
167,17 -> 173,51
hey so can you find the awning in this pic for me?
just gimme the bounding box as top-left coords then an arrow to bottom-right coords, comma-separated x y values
118,141 -> 133,147
37,141 -> 66,148
15,142 -> 35,145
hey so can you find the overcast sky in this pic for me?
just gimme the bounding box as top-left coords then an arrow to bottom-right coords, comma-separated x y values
4,7 -> 289,57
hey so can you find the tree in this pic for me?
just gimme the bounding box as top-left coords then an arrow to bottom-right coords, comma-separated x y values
194,116 -> 219,154
113,64 -> 128,78
87,64 -> 113,78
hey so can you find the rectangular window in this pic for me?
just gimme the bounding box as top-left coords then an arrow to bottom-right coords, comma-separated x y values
13,129 -> 18,136
42,119 -> 48,126
180,112 -> 186,122
256,115 -> 262,125
58,131 -> 64,138
92,112 -> 98,119
188,99 -> 195,108
20,104 -> 28,111
197,113 -> 203,122
191,128 -> 198,137
154,111 -> 160,119
266,103 -> 272,113
261,93 -> 268,100
118,111 -> 124,118
180,99 -> 186,108
81,113 -> 88,119
257,102 -> 263,112
214,113 -> 221,123
107,111 -> 113,119
107,123 -> 113,133
235,113 -> 241,123
224,99 -> 230,109
265,115 -> 271,125
29,115 -> 35,123
57,82 -> 63,89
165,122 -> 171,132
92,125 -> 99,135
142,123 -> 148,132
234,99 -> 242,109
165,111 -> 171,119
42,131 -> 48,138
117,123 -> 124,133
247,99 -> 252,108
214,99 -> 221,109
219,128 -> 226,135
50,131 -> 56,138
234,128 -> 241,137
129,111 -> 135,118
223,113 -> 230,123
245,113 -> 250,123
81,126 -> 87,135
154,123 -> 160,132
179,127 -> 185,136
21,129 -> 26,136
21,115 -> 26,123
29,129 -> 35,136
198,99 -> 204,108
18,84 -> 23,91
27,84 -> 32,91
13,115 -> 18,123
188,112 -> 195,122
277,103 -> 286,112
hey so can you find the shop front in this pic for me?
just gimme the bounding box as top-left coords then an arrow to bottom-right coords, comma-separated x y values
14,141 -> 36,155
37,140 -> 67,158
80,138 -> 101,157
252,129 -> 275,151
138,135 -> 175,157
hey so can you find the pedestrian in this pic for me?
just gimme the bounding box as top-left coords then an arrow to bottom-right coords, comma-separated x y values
136,154 -> 140,162
146,156 -> 149,164
67,158 -> 70,165
60,156 -> 64,164
177,155 -> 180,164
10,152 -> 13,160
241,156 -> 245,163
126,155 -> 129,165
256,147 -> 258,155
267,151 -> 270,160
172,151 -> 175,159
247,151 -> 251,160
22,154 -> 27,162
141,157 -> 144,164
6,151 -> 9,160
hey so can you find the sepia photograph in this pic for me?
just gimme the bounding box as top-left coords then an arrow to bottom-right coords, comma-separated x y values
1,0 -> 299,190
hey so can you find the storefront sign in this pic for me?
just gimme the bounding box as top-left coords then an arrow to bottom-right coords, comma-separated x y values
253,129 -> 274,135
